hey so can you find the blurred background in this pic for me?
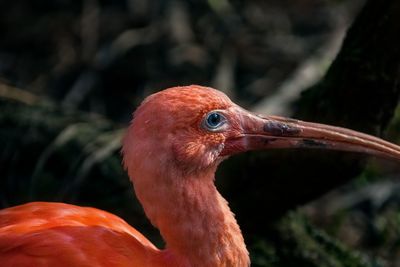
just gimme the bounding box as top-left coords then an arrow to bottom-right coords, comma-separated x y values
2,0 -> 400,266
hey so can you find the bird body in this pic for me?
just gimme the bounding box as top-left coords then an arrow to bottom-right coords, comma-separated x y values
0,202 -> 164,267
1,85 -> 400,267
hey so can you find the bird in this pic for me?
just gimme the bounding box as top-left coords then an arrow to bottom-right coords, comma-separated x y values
1,85 -> 400,267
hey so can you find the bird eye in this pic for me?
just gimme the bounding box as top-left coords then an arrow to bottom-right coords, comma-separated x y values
203,111 -> 227,131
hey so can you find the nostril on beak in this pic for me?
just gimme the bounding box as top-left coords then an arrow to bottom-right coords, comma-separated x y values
263,121 -> 301,136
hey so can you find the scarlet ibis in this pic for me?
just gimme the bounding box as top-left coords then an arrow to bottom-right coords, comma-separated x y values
1,85 -> 400,267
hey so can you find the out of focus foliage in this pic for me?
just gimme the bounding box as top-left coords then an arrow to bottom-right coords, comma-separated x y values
0,0 -> 357,118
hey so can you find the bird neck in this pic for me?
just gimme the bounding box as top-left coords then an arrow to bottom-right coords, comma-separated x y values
133,167 -> 250,267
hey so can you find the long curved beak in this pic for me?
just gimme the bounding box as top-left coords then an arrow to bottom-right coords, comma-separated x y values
222,107 -> 400,161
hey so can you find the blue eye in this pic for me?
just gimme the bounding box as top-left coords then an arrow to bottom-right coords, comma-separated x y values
203,111 -> 226,131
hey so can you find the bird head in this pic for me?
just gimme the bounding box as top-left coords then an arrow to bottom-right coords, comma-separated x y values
123,85 -> 400,178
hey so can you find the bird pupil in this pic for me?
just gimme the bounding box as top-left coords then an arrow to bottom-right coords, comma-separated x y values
208,113 -> 220,126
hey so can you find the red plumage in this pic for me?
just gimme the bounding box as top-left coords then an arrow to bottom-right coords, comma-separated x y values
0,202 -> 162,267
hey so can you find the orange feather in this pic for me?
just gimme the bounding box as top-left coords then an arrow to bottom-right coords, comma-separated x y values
0,202 -> 166,267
